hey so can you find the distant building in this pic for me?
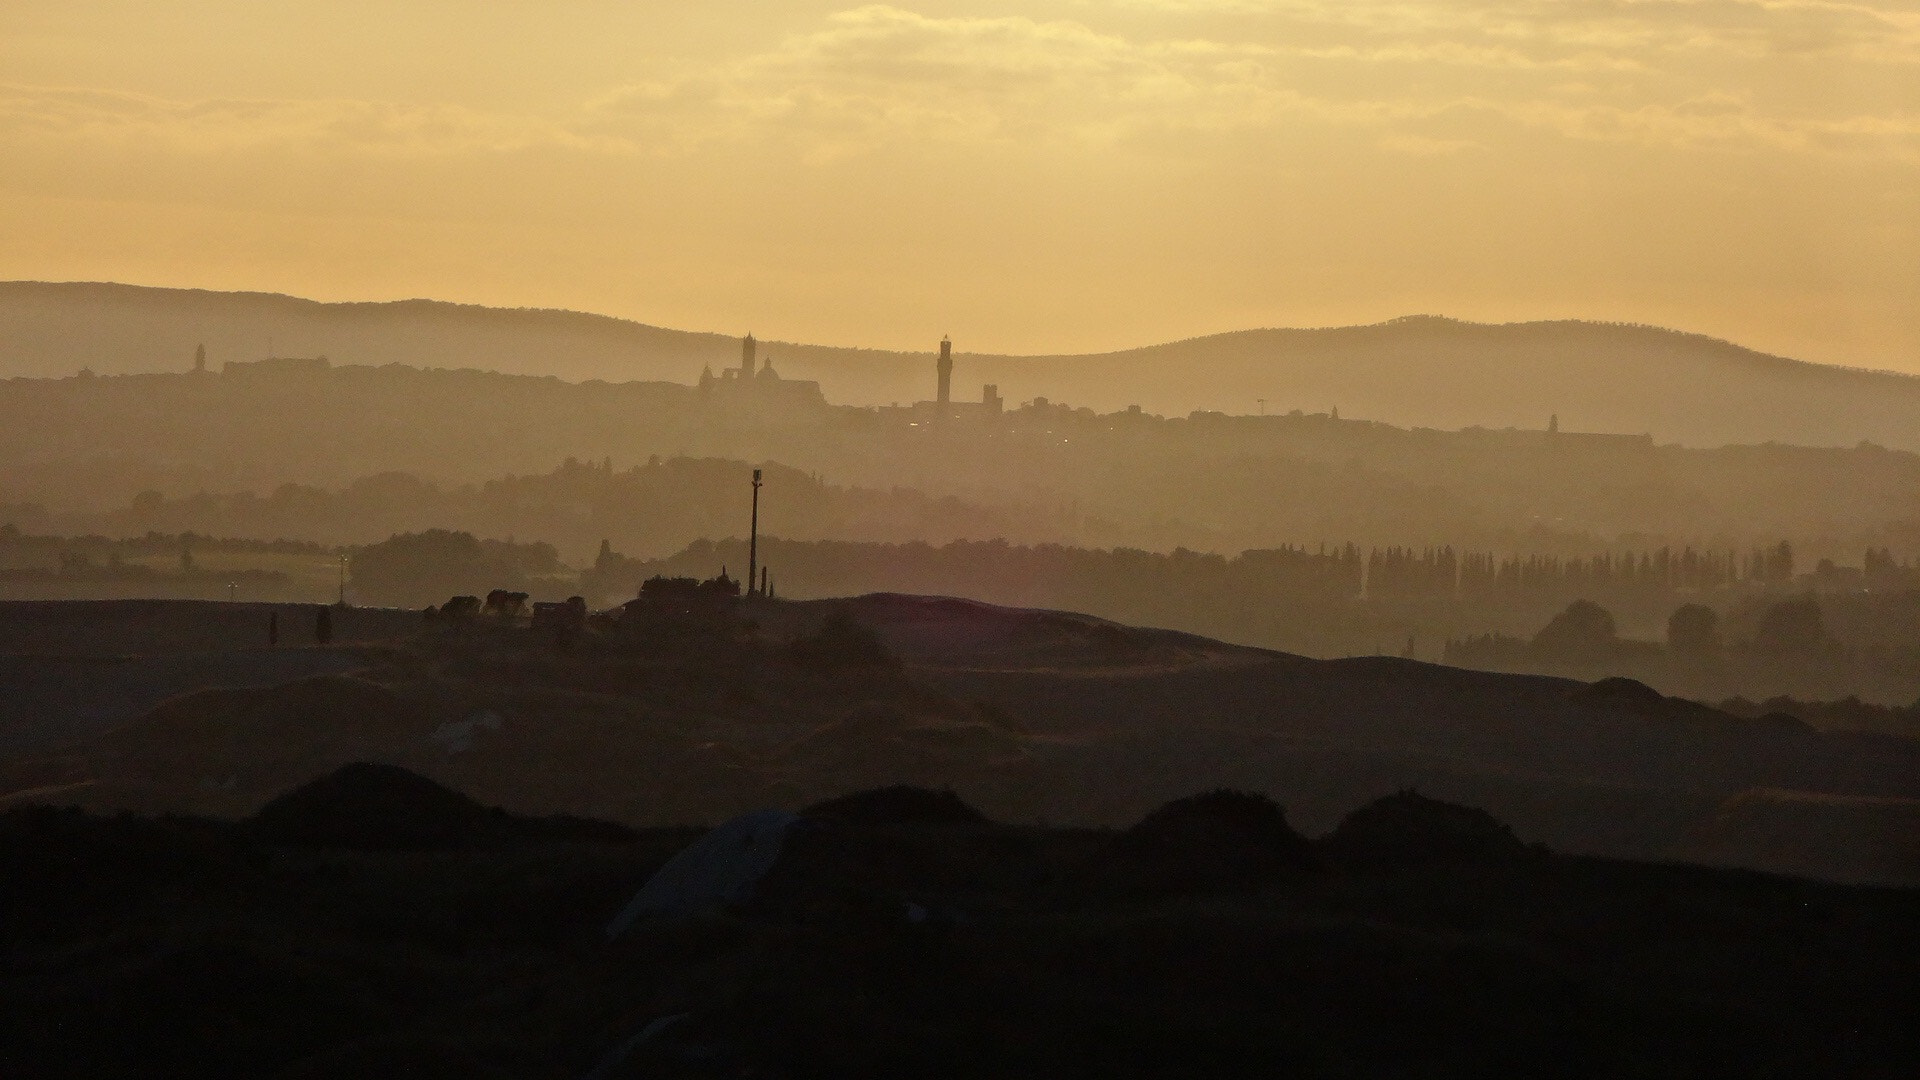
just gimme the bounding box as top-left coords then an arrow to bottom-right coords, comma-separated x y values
699,334 -> 825,409
910,336 -> 1003,424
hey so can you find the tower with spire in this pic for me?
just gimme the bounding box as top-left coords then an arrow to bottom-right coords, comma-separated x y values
936,335 -> 953,417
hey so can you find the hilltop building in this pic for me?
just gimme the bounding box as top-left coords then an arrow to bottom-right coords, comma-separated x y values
912,336 -> 1002,423
699,334 -> 825,409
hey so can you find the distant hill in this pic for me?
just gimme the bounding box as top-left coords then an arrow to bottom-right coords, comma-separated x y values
5,281 -> 1918,449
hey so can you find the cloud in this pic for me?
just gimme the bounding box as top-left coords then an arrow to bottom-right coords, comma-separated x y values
4,3 -> 1914,171
590,6 -> 1292,158
0,84 -> 622,157
586,4 -> 1918,161
1104,0 -> 1920,64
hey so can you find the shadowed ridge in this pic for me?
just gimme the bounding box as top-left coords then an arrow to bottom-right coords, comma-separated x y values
794,591 -> 1284,672
1320,789 -> 1533,870
802,785 -> 989,827
1568,676 -> 1667,708
248,761 -> 493,850
249,762 -> 639,850
1666,787 -> 1920,887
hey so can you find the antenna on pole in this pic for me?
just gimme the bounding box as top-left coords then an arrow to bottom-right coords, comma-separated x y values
748,468 -> 762,598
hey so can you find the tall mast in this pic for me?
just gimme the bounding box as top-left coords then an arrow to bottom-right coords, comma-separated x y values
748,468 -> 762,597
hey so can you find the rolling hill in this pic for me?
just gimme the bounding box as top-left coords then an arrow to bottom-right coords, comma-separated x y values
5,281 -> 1919,449
4,595 -> 1914,886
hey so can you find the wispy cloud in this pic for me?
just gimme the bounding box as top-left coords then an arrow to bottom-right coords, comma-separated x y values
1104,0 -> 1920,64
583,4 -> 1918,161
0,85 -> 623,157
4,3 -> 1915,167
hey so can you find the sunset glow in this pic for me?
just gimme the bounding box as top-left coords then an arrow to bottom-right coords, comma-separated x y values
2,1 -> 1915,366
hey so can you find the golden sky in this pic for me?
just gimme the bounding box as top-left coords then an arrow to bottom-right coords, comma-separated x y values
2,1 -> 1916,368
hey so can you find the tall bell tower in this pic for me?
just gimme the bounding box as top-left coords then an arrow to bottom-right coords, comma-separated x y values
936,335 -> 952,414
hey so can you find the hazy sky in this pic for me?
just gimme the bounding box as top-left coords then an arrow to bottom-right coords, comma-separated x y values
3,1 -> 1916,367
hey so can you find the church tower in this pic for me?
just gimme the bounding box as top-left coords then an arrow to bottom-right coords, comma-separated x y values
741,333 -> 757,379
936,335 -> 952,411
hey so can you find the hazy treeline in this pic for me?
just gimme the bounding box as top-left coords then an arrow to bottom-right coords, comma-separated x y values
6,518 -> 1915,706
4,457 -> 1077,564
1370,542 -> 1798,600
0,525 -> 331,563
580,535 -> 1920,706
2,359 -> 1919,561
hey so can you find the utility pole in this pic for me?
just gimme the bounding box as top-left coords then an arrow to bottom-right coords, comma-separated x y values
337,553 -> 347,606
747,468 -> 762,597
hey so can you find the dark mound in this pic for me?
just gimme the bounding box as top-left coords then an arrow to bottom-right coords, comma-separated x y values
1321,789 -> 1532,869
802,785 -> 989,826
249,762 -> 493,850
789,609 -> 901,672
1755,711 -> 1817,734
1084,790 -> 1319,897
1568,677 -> 1666,708
249,764 -> 638,850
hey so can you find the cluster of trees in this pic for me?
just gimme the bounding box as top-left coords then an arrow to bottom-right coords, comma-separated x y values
1446,599 -> 1678,671
1444,592 -> 1919,703
348,530 -> 569,610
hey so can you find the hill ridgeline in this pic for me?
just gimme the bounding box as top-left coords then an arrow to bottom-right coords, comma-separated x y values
4,281 -> 1917,449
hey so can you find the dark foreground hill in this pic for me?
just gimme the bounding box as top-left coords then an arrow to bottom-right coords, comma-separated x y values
1,776 -> 1915,1079
1,595 -> 1915,888
6,281 -> 1920,449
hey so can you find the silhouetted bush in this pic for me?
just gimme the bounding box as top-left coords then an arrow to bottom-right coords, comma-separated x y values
1320,789 -> 1531,870
1531,599 -> 1617,658
483,589 -> 529,619
439,595 -> 481,620
638,575 -> 702,601
1567,676 -> 1666,708
789,608 -> 899,672
1753,595 -> 1825,655
1082,789 -> 1319,897
1667,603 -> 1721,657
